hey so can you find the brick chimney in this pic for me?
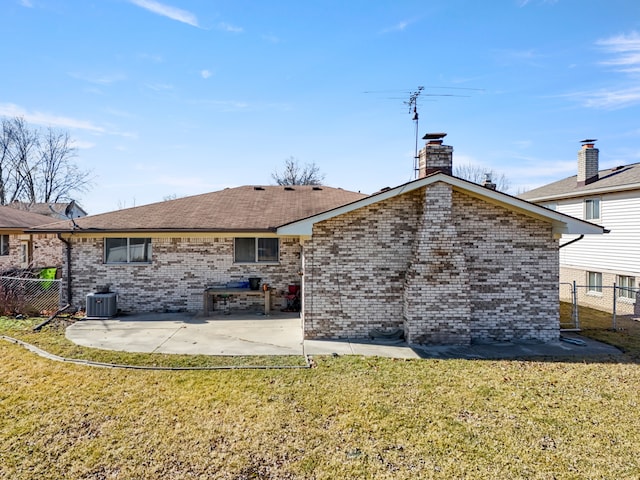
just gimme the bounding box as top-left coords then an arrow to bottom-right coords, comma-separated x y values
418,133 -> 453,177
577,139 -> 599,186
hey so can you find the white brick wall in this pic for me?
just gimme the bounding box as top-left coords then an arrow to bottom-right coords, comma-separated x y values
304,183 -> 560,344
65,236 -> 301,313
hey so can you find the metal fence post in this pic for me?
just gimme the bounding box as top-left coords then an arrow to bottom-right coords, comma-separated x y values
612,282 -> 617,331
572,281 -> 579,330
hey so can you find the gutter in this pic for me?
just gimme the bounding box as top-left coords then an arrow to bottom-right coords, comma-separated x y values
57,234 -> 72,305
559,228 -> 610,249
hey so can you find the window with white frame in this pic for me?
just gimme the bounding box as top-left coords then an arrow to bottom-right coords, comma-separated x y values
234,238 -> 279,263
545,202 -> 557,211
587,271 -> 603,293
617,275 -> 636,300
584,198 -> 600,220
104,238 -> 152,263
20,240 -> 31,267
0,235 -> 8,256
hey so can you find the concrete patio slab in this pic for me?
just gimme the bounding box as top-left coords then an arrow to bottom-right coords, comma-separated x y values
65,312 -> 623,360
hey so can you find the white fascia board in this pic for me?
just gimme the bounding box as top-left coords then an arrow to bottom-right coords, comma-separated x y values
277,174 -> 605,236
524,182 -> 640,203
444,177 -> 604,235
277,180 -> 429,235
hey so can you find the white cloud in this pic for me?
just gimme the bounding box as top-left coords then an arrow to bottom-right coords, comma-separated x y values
71,140 -> 96,149
144,83 -> 174,91
68,71 -> 127,85
492,48 -> 545,67
597,31 -> 640,73
262,34 -> 280,44
561,31 -> 640,109
217,22 -> 243,33
575,87 -> 640,110
0,103 -> 105,133
194,99 -> 292,112
129,0 -> 199,28
19,0 -> 33,7
138,53 -> 164,63
380,19 -> 413,34
200,69 -> 212,79
517,0 -> 558,6
0,103 -> 138,138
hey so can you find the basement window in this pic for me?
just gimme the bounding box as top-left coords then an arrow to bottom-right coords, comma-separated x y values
0,235 -> 8,256
587,271 -> 602,294
104,238 -> 152,264
234,238 -> 279,263
617,275 -> 636,300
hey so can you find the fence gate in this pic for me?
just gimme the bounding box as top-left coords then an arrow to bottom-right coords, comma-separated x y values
0,276 -> 62,315
560,281 -> 640,331
560,282 -> 579,330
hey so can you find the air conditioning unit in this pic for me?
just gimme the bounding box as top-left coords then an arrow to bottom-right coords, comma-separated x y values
86,293 -> 117,318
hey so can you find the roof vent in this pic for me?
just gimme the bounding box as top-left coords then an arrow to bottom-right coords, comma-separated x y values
253,186 -> 265,191
284,186 -> 295,191
312,186 -> 323,191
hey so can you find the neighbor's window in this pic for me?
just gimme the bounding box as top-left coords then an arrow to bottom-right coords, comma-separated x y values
0,235 -> 8,256
617,275 -> 636,300
104,238 -> 152,263
545,202 -> 557,211
20,240 -> 31,267
584,198 -> 600,220
587,271 -> 603,293
234,238 -> 279,263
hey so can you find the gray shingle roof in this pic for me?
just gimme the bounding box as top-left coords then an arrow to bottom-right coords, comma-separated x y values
7,201 -> 87,218
519,162 -> 640,201
0,205 -> 59,230
30,185 -> 368,233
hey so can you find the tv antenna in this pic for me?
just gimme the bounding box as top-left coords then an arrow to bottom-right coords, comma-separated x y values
404,86 -> 424,177
364,85 -> 483,178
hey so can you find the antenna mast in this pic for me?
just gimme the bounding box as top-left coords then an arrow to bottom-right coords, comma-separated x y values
404,86 -> 424,178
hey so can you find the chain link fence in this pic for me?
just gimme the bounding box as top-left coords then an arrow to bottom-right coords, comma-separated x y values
0,275 -> 62,315
560,281 -> 639,330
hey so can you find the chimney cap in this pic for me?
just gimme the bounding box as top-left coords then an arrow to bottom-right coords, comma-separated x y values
422,132 -> 447,140
580,138 -> 597,144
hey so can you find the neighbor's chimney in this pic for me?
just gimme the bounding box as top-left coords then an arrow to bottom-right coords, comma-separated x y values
418,132 -> 453,178
577,139 -> 599,186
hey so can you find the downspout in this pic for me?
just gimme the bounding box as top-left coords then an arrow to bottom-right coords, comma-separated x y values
559,229 -> 609,249
559,234 -> 584,249
57,234 -> 72,305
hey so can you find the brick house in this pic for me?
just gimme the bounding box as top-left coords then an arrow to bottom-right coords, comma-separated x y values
0,205 -> 62,272
31,134 -> 603,344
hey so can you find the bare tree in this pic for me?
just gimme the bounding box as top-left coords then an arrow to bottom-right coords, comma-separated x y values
0,116 -> 92,205
271,157 -> 325,186
453,163 -> 510,193
37,127 -> 90,203
0,117 -> 38,204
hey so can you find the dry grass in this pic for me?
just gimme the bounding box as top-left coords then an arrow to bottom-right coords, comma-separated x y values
561,301 -> 640,360
1,313 -> 640,479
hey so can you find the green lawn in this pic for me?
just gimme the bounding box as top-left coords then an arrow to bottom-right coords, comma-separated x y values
1,311 -> 640,479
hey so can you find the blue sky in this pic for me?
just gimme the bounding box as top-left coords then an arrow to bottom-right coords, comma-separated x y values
1,0 -> 639,214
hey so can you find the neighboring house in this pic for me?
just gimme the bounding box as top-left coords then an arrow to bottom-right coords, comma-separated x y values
519,140 -> 639,314
31,134 -> 603,344
0,206 -> 63,271
8,201 -> 87,220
